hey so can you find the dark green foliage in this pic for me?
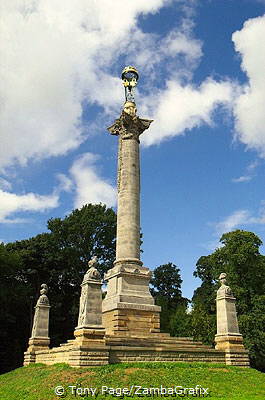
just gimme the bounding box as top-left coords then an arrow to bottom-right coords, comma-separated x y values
192,230 -> 265,370
169,304 -> 192,337
0,243 -> 31,373
1,204 -> 116,373
150,262 -> 190,335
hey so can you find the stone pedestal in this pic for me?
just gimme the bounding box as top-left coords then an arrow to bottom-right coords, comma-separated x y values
215,273 -> 249,366
74,258 -> 106,344
24,284 -> 50,365
102,260 -> 160,336
71,258 -> 109,366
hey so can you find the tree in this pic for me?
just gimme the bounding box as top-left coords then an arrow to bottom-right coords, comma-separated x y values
150,262 -> 189,335
0,243 -> 30,373
47,203 -> 116,277
192,230 -> 265,370
4,203 -> 117,371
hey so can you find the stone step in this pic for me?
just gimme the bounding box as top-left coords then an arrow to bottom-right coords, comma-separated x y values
59,340 -> 75,347
105,336 -> 208,349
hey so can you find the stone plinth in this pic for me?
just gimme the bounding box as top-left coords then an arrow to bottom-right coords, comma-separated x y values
102,259 -> 161,336
74,258 -> 106,345
215,273 -> 249,366
71,258 -> 109,366
24,284 -> 50,365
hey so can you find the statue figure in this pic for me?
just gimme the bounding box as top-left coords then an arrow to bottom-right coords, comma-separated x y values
84,256 -> 101,281
217,273 -> 233,297
37,283 -> 49,305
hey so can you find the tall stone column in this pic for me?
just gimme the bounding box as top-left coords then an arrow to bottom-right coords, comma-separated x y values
102,95 -> 161,336
215,273 -> 249,366
24,284 -> 50,365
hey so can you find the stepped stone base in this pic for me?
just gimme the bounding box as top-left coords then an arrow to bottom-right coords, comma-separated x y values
23,334 -> 249,367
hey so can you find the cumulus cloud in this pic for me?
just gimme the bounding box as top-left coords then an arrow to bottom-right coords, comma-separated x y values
1,0 -> 176,170
0,178 -> 12,191
215,210 -> 251,235
214,203 -> 265,236
0,189 -> 59,223
0,151 -> 116,223
69,153 -> 116,209
141,78 -> 235,146
232,15 -> 265,156
1,0 -> 234,169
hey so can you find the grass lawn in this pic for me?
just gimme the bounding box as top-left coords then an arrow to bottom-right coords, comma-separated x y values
0,362 -> 264,400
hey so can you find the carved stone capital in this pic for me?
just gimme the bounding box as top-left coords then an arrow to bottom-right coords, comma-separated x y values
108,111 -> 153,142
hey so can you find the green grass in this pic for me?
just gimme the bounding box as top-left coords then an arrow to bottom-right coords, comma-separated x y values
0,362 -> 264,400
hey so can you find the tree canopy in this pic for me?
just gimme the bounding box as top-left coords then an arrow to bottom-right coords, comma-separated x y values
1,204 -> 116,373
151,262 -> 189,334
192,229 -> 265,370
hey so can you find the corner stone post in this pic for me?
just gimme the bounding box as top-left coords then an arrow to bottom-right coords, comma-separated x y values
72,257 -> 109,366
215,273 -> 249,366
24,284 -> 50,365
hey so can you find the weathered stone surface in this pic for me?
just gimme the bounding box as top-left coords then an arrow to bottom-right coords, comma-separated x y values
102,308 -> 161,336
29,335 -> 227,367
214,273 -> 249,366
76,257 -> 104,330
103,104 -> 160,335
24,284 -> 51,365
73,258 -> 106,351
107,104 -> 152,262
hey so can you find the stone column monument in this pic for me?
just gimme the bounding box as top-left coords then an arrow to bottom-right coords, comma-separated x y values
215,273 -> 249,366
24,284 -> 50,365
102,67 -> 161,336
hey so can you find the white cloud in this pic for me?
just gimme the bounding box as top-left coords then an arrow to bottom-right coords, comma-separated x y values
215,210 -> 251,235
1,0 -> 229,168
0,178 -> 12,191
214,202 -> 265,236
232,15 -> 265,156
231,159 -> 259,183
0,150 -> 116,223
232,175 -> 252,183
56,173 -> 73,193
141,78 -> 235,146
69,153 -> 116,209
1,0 -> 176,170
0,189 -> 59,223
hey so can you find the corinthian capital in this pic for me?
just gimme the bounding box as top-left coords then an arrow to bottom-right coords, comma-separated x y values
108,102 -> 153,142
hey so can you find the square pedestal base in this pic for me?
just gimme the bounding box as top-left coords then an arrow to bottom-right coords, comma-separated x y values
73,327 -> 106,347
102,307 -> 160,336
215,334 -> 249,367
215,334 -> 245,351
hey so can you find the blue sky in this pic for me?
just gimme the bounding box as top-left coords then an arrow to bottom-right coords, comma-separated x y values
1,0 -> 265,299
